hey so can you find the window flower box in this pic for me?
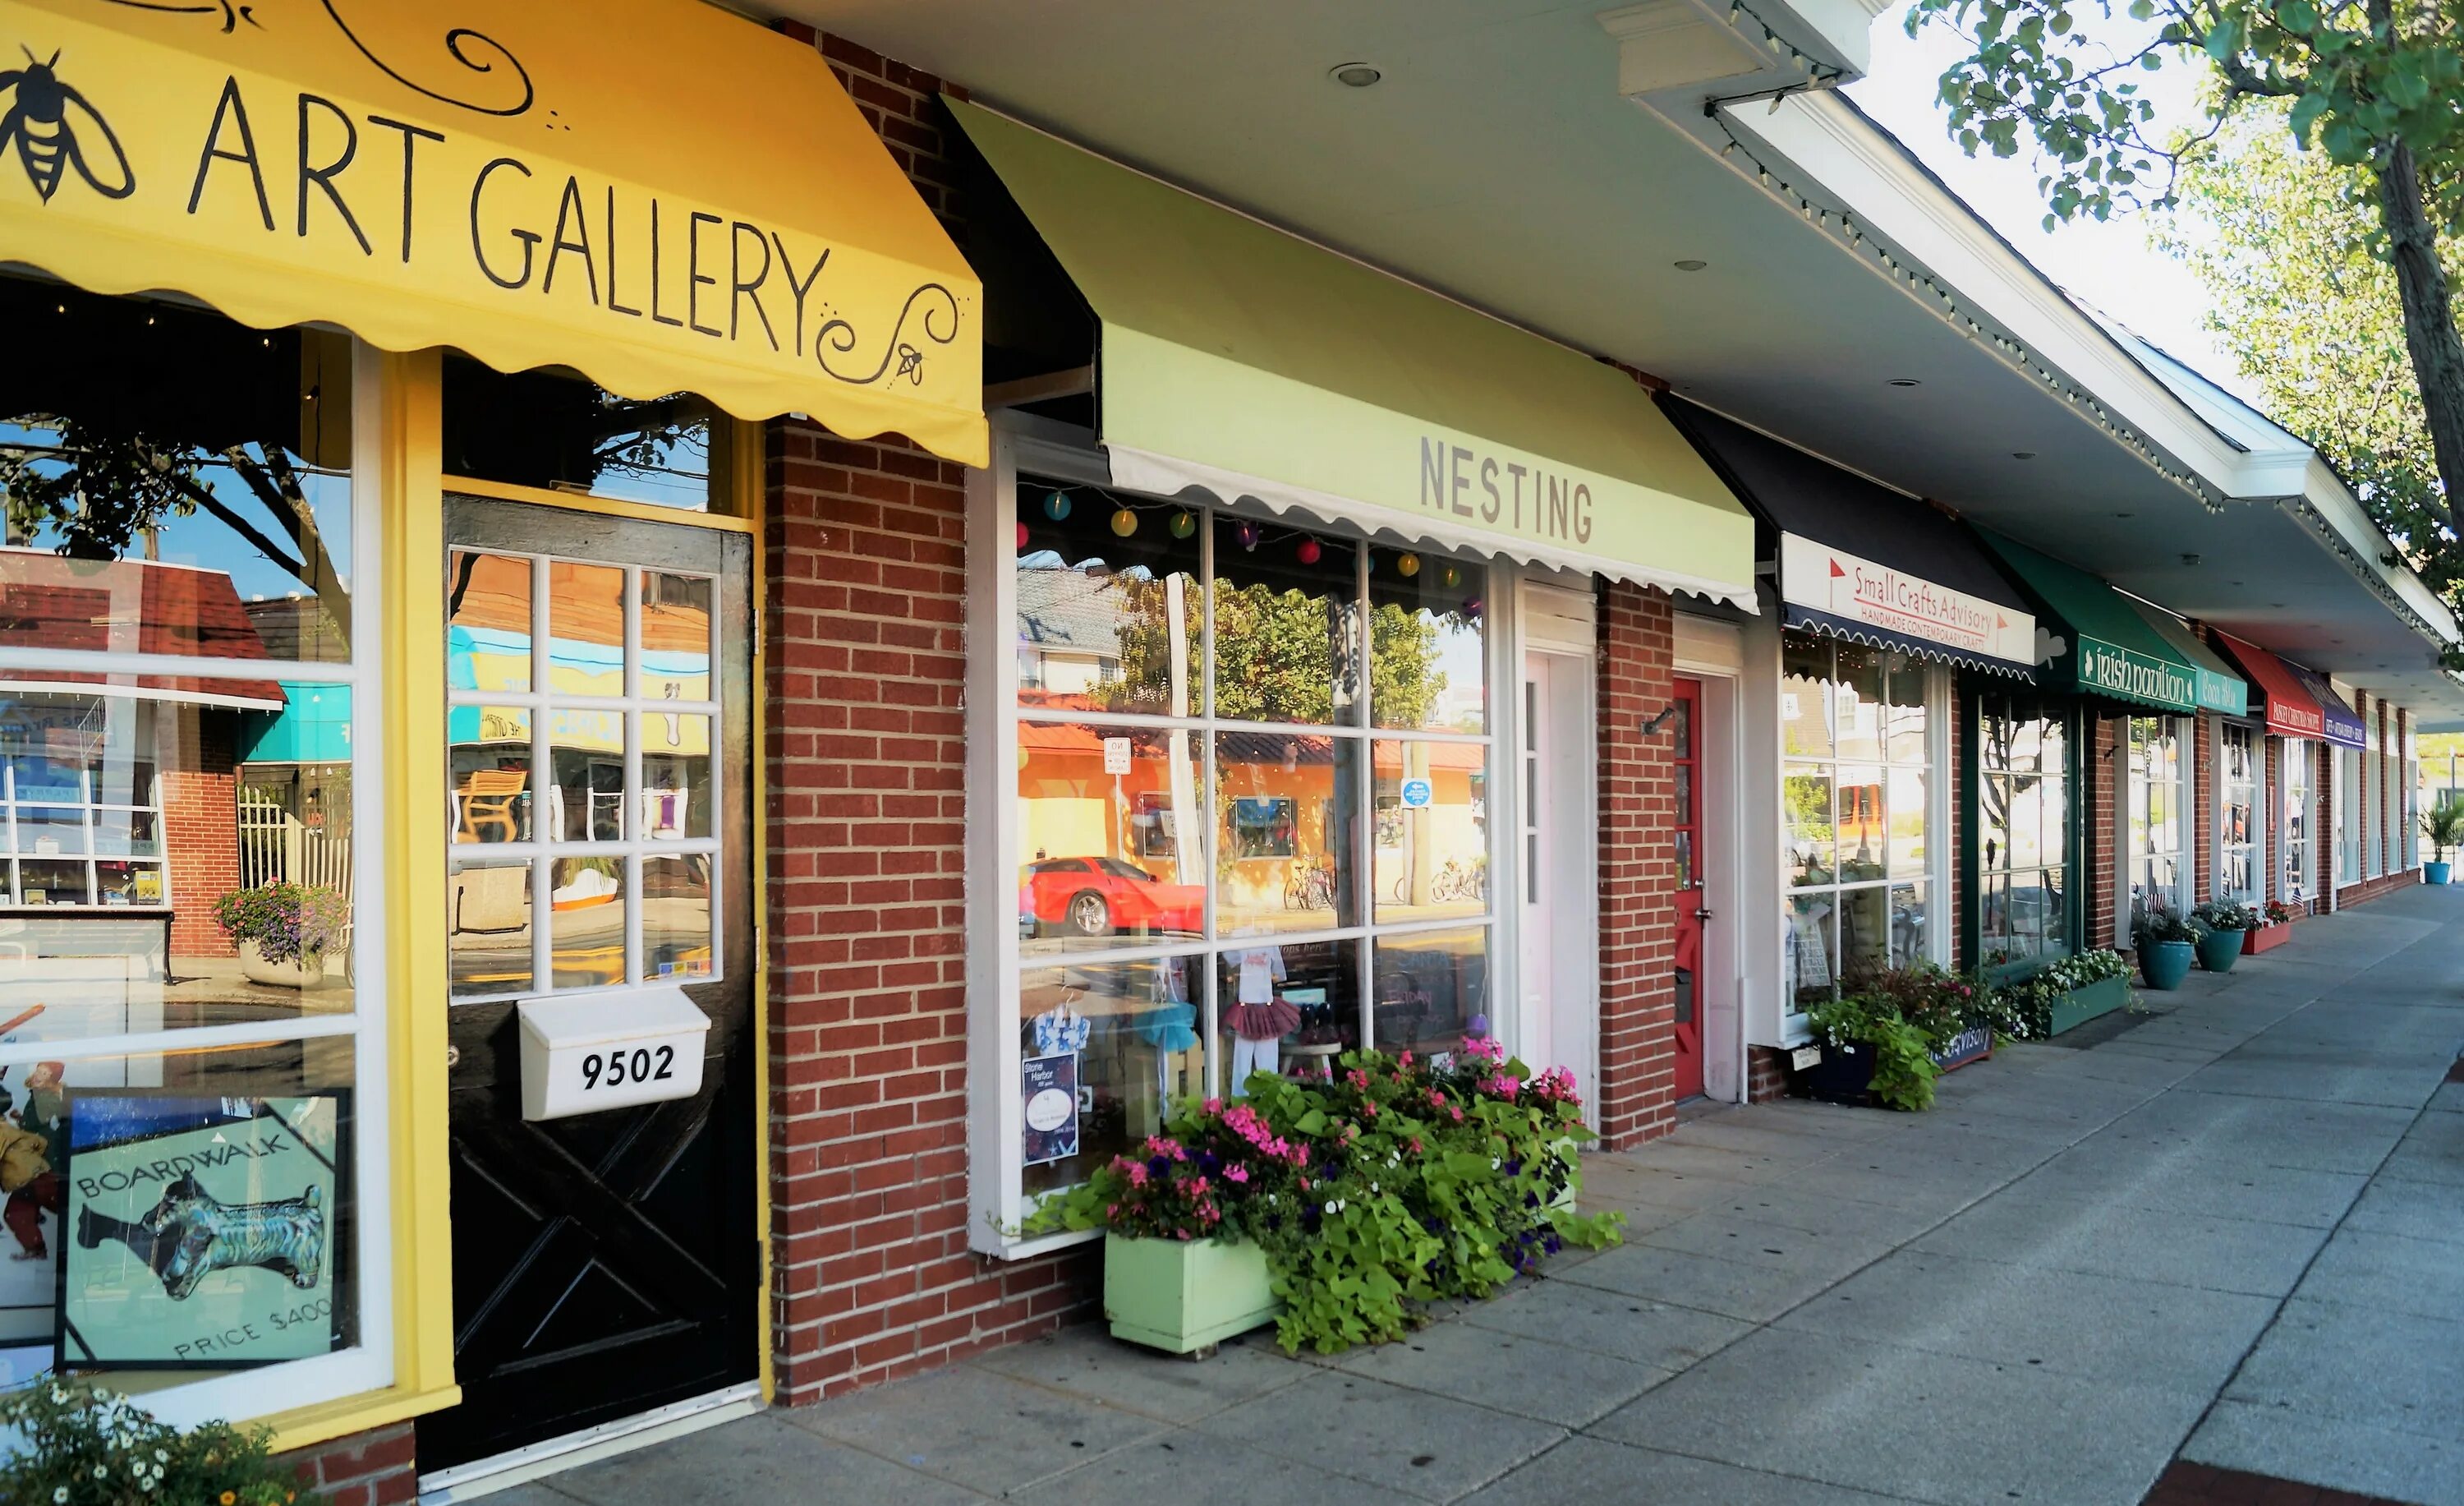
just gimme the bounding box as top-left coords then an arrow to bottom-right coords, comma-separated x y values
2047,972 -> 2130,1034
2242,921 -> 2292,955
1102,1232 -> 1278,1356
1929,1025 -> 1993,1072
1791,1041 -> 1878,1106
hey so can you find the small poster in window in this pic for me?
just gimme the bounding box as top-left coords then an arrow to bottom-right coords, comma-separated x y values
56,1093 -> 349,1371
1020,1054 -> 1080,1167
132,870 -> 163,904
1102,737 -> 1133,776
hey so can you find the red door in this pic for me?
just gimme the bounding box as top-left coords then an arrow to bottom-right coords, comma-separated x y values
1671,676 -> 1706,1099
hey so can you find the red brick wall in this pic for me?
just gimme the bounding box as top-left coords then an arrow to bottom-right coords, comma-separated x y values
2264,735 -> 2282,908
1947,683 -> 1965,973
760,26 -> 1096,1406
2191,713 -> 2215,905
2089,713 -> 2120,949
162,705 -> 238,957
1595,582 -> 1676,1148
1745,1044 -> 1788,1103
281,1422 -> 414,1506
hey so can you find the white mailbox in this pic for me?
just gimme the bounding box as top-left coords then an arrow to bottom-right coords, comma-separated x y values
518,986 -> 711,1121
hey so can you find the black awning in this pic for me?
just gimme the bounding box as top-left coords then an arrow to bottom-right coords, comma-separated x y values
1659,398 -> 2038,679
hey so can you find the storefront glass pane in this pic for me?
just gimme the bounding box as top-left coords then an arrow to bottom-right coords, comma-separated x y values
641,573 -> 715,702
1371,561 -> 1485,733
1372,740 -> 1487,923
1979,698 -> 2072,963
1836,766 -> 1886,882
1216,733 -> 1358,934
549,709 -> 626,842
1885,658 -> 1929,763
1839,885 -> 1891,981
449,707 -> 532,845
1888,767 -> 1928,880
1833,645 -> 1885,762
442,354 -> 712,509
1889,882 -> 1929,969
6,1038 -> 361,1383
0,690 -> 356,1033
1014,487 -> 1203,717
1020,956 -> 1206,1200
1784,765 -> 1834,888
549,858 -> 626,989
641,713 -> 713,841
1372,928 -> 1487,1063
0,282 -> 353,662
640,854 -> 714,983
449,552 -> 534,694
548,562 -> 627,698
449,868 -> 531,1000
1211,519 -> 1359,725
1018,725 -> 1206,954
1220,937 -> 1360,1092
1786,893 -> 1837,1006
1781,638 -> 1833,758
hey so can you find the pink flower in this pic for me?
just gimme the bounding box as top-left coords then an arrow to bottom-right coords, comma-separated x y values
1124,1163 -> 1150,1186
1407,1136 -> 1423,1154
1177,1229 -> 1193,1241
1399,1051 -> 1414,1069
1204,1098 -> 1225,1114
1362,1100 -> 1380,1117
1224,1163 -> 1250,1184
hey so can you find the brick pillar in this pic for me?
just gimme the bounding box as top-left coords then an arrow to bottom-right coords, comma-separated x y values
162,705 -> 239,957
2262,735 -> 2280,907
2089,712 -> 2120,949
2321,735 -> 2341,909
1595,581 -> 1676,1149
2190,714 -> 2214,905
761,26 -> 1096,1405
2397,707 -> 2412,872
1947,681 -> 1965,973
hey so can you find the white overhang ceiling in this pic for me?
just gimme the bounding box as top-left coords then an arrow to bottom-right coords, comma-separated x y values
768,0 -> 2464,720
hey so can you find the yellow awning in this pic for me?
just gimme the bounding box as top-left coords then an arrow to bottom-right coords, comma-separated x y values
949,101 -> 1754,603
0,0 -> 985,466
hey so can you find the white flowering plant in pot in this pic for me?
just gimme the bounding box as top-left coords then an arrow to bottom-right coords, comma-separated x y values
0,1383 -> 315,1506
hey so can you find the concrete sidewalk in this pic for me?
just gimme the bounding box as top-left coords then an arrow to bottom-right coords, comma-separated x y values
479,887 -> 2464,1506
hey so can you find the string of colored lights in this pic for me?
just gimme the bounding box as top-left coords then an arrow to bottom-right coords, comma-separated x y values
1020,485 -> 1470,586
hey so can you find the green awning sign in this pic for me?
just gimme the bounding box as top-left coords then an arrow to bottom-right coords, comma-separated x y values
1979,532 -> 2246,717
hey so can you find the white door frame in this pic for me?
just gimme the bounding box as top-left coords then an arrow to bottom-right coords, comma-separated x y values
1674,614 -> 1745,1103
1512,579 -> 1598,1100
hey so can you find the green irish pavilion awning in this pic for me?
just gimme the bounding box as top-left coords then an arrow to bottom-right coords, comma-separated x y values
1979,532 -> 2246,716
949,100 -> 1757,605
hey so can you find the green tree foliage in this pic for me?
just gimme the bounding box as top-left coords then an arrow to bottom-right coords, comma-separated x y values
1905,0 -> 2464,583
1108,578 -> 1448,725
2149,103 -> 2458,592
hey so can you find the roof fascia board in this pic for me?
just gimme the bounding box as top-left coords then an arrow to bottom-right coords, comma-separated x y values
1749,92 -> 2256,493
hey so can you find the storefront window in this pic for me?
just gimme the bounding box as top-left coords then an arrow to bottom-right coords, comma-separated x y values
1782,634 -> 1939,1008
2220,724 -> 2258,903
441,355 -> 714,511
2126,716 -> 2188,930
1009,482 -> 1492,1203
2282,739 -> 2313,902
1978,693 -> 2071,964
0,286 -> 384,1417
2336,745 -> 2360,886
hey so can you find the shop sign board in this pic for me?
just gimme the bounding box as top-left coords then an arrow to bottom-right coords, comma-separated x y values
0,0 -> 985,464
1778,533 -> 2034,670
57,1094 -> 346,1370
1020,1053 -> 1080,1167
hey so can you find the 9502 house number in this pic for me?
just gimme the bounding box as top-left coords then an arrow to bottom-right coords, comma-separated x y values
582,1045 -> 677,1091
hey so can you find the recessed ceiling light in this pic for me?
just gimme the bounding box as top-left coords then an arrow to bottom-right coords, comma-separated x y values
2180,553 -> 2201,567
1887,379 -> 1920,388
1673,259 -> 1708,272
1331,62 -> 1382,87
2011,451 -> 2037,460
2113,511 -> 2134,518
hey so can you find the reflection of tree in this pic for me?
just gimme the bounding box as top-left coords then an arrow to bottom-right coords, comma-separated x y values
1107,581 -> 1446,724
1,421 -> 352,649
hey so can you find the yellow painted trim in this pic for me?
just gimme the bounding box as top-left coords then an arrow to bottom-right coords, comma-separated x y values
442,474 -> 759,535
267,1384 -> 463,1455
385,349 -> 459,1412
742,417 -> 775,1406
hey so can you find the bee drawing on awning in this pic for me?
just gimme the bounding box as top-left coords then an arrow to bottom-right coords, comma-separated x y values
76,1172 -> 326,1301
0,46 -> 136,204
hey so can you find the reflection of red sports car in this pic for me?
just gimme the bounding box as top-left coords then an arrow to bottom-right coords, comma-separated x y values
1021,857 -> 1202,939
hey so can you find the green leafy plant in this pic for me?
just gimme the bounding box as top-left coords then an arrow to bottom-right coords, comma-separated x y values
2419,797 -> 2464,863
2134,908 -> 2207,948
1843,961 -> 1992,1046
2195,899 -> 2262,933
1806,996 -> 1942,1112
0,1382 -> 317,1506
1029,1043 -> 1622,1353
209,883 -> 348,966
1997,949 -> 2132,1039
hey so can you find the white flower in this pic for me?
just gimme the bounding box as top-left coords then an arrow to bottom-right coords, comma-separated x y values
53,1488 -> 68,1504
1490,1158 -> 1501,1170
1369,1181 -> 1379,1194
93,1465 -> 107,1479
154,1449 -> 168,1463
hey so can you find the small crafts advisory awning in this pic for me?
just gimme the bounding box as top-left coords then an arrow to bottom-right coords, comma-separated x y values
0,0 -> 985,465
1979,532 -> 2246,715
1660,400 -> 2034,676
948,101 -> 1756,606
2212,633 -> 2328,739
2282,661 -> 2368,748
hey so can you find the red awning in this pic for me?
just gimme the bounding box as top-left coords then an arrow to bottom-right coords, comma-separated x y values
2213,633 -> 2326,739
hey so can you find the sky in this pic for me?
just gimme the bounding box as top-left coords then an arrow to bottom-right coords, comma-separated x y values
1844,1 -> 2260,402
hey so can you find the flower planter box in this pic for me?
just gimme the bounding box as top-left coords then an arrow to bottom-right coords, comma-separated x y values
2195,929 -> 2246,974
1791,1042 -> 1878,1106
2242,921 -> 2292,956
1929,1025 -> 1994,1073
238,938 -> 325,989
2047,974 -> 2131,1035
1103,1232 -> 1278,1356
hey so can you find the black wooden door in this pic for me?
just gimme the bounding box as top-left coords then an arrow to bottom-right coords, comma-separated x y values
419,497 -> 759,1473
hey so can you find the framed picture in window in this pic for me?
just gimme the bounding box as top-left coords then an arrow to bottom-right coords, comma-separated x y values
53,1092 -> 351,1371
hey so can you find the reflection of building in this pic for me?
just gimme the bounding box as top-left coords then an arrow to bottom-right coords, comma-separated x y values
1016,567 -> 1125,700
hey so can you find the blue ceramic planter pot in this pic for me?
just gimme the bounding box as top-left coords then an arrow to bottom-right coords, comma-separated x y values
2140,940 -> 2195,991
2195,929 -> 2244,973
2428,861 -> 2453,886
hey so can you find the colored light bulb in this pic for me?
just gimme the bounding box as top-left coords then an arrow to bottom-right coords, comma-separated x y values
1441,564 -> 1461,588
1397,552 -> 1421,578
1110,507 -> 1138,537
1015,521 -> 1029,550
1169,512 -> 1196,539
1295,537 -> 1322,564
1042,490 -> 1072,521
1237,522 -> 1261,551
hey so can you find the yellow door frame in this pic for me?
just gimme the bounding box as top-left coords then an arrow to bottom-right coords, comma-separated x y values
267,354 -> 771,1453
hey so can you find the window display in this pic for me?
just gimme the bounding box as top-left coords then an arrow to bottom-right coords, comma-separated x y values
1781,634 -> 1941,1009
1977,693 -> 2071,963
2220,724 -> 2258,902
2127,716 -> 2188,929
2282,738 -> 2313,902
1009,480 -> 1492,1203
